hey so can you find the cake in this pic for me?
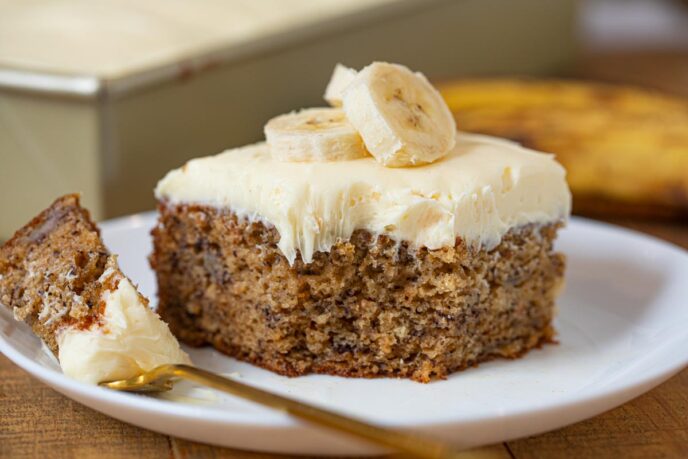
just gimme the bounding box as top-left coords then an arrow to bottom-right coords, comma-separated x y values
151,62 -> 571,382
0,194 -> 190,384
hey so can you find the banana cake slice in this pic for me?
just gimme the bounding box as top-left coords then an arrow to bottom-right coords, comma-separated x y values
0,194 -> 189,384
151,62 -> 571,382
153,136 -> 569,382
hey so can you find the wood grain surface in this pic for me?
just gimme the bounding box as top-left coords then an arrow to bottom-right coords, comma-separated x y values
2,52 -> 688,458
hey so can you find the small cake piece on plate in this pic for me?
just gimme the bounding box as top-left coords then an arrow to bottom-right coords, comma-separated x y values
0,194 -> 189,384
151,62 -> 571,382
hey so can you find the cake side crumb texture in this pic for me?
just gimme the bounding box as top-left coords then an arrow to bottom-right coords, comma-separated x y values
152,204 -> 565,382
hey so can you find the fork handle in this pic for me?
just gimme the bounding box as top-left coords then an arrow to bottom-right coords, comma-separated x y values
155,364 -> 464,459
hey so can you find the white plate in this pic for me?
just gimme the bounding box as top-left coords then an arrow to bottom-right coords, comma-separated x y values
2,214 -> 688,455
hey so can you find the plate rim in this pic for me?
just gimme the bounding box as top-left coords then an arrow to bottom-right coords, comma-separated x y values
1,214 -> 688,431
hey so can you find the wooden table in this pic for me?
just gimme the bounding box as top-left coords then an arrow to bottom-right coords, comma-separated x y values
1,218 -> 686,459
3,51 -> 688,457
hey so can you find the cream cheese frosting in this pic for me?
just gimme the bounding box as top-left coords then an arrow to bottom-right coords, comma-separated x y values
155,132 -> 571,264
57,269 -> 190,384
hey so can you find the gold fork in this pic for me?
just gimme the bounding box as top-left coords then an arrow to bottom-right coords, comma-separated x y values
101,364 -> 469,459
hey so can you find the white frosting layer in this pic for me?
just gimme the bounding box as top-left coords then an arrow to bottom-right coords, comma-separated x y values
155,133 -> 571,264
57,272 -> 190,384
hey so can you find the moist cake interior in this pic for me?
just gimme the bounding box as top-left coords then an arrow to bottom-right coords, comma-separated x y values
0,194 -> 112,354
152,204 -> 564,382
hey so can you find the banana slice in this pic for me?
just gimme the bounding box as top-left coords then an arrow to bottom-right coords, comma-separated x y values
323,64 -> 357,107
265,107 -> 368,162
342,62 -> 456,167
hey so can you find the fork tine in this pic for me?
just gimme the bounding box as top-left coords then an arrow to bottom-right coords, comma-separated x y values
99,365 -> 177,392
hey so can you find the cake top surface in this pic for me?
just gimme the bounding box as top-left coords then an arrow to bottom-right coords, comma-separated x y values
155,132 -> 571,264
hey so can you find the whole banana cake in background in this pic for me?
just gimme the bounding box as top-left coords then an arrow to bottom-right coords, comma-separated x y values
152,62 -> 571,382
440,79 -> 688,218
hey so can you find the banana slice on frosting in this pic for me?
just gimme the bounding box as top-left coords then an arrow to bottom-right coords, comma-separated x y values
323,64 -> 357,107
342,62 -> 456,167
265,107 -> 368,162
